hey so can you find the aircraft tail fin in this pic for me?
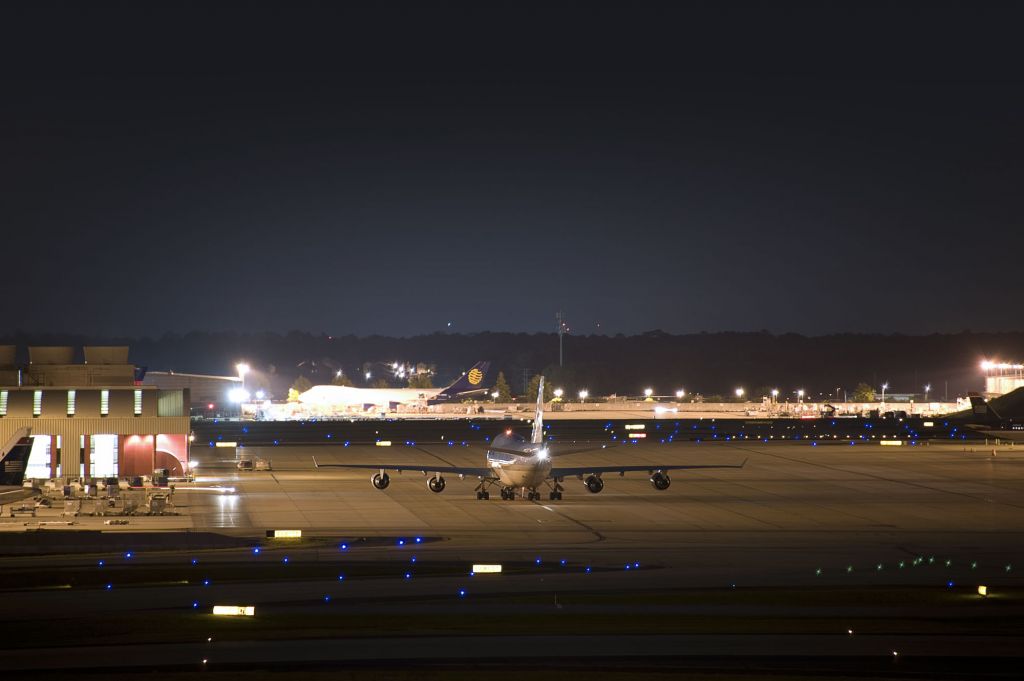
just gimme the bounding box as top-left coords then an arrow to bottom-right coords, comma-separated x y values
0,428 -> 32,487
531,376 -> 545,444
968,392 -> 1002,422
432,361 -> 491,402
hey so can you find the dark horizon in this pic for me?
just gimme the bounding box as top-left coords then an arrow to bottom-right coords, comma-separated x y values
3,1 -> 1022,336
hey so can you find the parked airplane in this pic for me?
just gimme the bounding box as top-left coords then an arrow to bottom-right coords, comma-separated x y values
299,361 -> 491,412
314,378 -> 745,500
0,428 -> 35,504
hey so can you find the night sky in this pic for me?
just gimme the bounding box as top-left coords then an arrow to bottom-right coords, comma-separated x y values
3,1 -> 1021,337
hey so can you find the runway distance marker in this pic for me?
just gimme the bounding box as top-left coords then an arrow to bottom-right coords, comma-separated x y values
267,529 -> 302,538
472,564 -> 502,574
212,605 -> 254,617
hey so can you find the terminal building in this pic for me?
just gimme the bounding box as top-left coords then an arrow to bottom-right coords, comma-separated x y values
0,346 -> 190,481
981,360 -> 1024,397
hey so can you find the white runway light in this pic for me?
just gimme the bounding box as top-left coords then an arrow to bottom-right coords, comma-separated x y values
472,564 -> 502,573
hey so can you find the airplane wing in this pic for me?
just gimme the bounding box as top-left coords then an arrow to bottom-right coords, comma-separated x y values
0,488 -> 37,504
550,459 -> 747,478
312,457 -> 492,478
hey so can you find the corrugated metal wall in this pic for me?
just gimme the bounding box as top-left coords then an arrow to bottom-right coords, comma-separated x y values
0,416 -> 190,480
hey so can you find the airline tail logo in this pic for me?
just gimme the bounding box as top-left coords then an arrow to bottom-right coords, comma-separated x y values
467,368 -> 484,385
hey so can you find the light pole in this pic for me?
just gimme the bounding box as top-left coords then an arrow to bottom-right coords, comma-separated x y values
735,387 -> 745,401
578,389 -> 589,402
236,363 -> 250,392
553,388 -> 564,400
771,388 -> 779,403
643,388 -> 653,400
675,389 -> 685,400
924,383 -> 930,403
881,382 -> 888,407
797,389 -> 805,403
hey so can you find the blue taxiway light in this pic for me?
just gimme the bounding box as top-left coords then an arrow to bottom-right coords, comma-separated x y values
410,556 -> 417,563
203,579 -> 210,586
98,560 -> 104,567
192,601 -> 199,609
398,539 -> 405,546
585,566 -> 591,573
458,589 -> 467,597
415,537 -> 422,543
253,547 -> 261,554
404,573 -> 412,579
535,558 -> 542,565
191,559 -> 198,565
338,575 -> 345,581
324,595 -> 331,602
283,557 -> 289,563
105,584 -> 112,590
340,543 -> 348,550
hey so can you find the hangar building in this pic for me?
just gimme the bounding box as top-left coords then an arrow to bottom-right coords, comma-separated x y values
0,346 -> 190,481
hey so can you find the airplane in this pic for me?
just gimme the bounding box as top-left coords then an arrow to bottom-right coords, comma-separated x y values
0,428 -> 36,504
314,377 -> 746,500
298,361 -> 491,412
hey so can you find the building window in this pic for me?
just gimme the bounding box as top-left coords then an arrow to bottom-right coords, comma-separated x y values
67,390 -> 76,416
33,390 -> 42,417
0,390 -> 7,416
100,390 -> 110,416
134,389 -> 143,416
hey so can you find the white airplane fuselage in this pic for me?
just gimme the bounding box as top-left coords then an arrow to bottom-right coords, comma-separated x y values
485,432 -> 552,488
300,385 -> 441,409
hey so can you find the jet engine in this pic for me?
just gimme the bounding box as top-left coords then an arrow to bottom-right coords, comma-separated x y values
650,471 -> 671,490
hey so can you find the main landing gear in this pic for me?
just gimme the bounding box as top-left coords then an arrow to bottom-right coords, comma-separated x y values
427,475 -> 446,493
548,480 -> 564,501
584,475 -> 604,494
371,472 -> 391,490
